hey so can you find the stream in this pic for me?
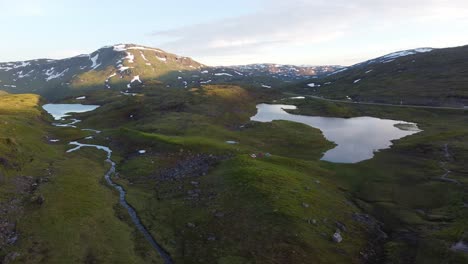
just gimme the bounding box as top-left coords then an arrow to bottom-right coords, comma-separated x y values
44,104 -> 173,264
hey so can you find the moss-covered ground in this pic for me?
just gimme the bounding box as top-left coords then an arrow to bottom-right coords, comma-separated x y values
2,85 -> 467,263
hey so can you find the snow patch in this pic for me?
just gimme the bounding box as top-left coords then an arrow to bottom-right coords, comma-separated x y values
16,69 -> 35,78
382,48 -> 433,61
125,52 -> 135,63
113,44 -> 127,52
117,66 -> 131,72
121,91 -> 138,96
45,68 -> 69,82
156,53 -> 167,62
328,68 -> 348,76
140,51 -> 149,62
105,73 -> 117,88
214,73 -> 233,77
89,53 -> 101,70
127,46 -> 164,52
126,76 -> 142,89
1,61 -> 31,72
131,75 -> 142,83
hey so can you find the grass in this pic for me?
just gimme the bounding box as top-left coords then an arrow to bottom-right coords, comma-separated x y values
117,154 -> 368,263
284,97 -> 468,263
0,93 -> 159,263
16,150 -> 159,264
3,83 -> 468,263
292,45 -> 468,107
67,85 -> 370,263
72,85 -> 468,263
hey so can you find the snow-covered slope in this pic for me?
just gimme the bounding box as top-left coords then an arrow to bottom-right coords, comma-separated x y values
0,44 -> 342,100
325,47 -> 435,76
227,64 -> 341,80
0,44 -> 204,100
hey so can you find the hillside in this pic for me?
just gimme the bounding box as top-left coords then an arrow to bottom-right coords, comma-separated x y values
0,45 -> 340,101
226,64 -> 341,80
295,45 -> 468,107
0,44 -> 204,100
2,77 -> 467,263
0,86 -> 378,263
0,93 -> 164,263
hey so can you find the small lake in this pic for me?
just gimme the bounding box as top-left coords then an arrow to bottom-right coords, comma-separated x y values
251,104 -> 421,163
43,104 -> 100,120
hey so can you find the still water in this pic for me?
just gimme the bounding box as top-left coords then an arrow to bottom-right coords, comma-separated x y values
251,104 -> 421,163
42,104 -> 100,120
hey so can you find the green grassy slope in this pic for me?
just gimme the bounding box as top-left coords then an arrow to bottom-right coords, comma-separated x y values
0,93 -> 160,263
4,81 -> 468,263
65,85 -> 376,263
293,45 -> 468,107
60,85 -> 468,263
283,97 -> 468,263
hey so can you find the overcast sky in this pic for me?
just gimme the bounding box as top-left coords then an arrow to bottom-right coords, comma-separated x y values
1,0 -> 468,66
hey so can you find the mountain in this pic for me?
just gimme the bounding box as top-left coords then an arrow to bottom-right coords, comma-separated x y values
296,45 -> 468,107
226,64 -> 341,80
0,44 -> 204,100
0,44 -> 341,100
2,44 -> 468,263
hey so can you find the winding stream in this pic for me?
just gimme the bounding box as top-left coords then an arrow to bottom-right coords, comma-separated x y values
44,104 -> 172,264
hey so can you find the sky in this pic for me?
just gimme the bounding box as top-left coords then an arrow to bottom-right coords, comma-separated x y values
1,0 -> 468,66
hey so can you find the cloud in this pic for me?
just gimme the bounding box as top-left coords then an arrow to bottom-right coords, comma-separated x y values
150,0 -> 468,65
153,0 -> 352,55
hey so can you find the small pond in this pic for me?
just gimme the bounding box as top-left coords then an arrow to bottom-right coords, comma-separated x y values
43,104 -> 100,120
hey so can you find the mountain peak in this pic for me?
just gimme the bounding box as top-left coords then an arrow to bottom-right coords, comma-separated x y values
109,44 -> 166,53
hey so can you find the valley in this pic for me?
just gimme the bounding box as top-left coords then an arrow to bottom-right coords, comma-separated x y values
0,43 -> 467,264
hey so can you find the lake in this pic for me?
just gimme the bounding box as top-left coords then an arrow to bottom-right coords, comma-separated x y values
251,104 -> 421,163
43,104 -> 100,120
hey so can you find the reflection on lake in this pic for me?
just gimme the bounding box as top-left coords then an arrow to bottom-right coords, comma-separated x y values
251,104 -> 421,163
43,104 -> 100,120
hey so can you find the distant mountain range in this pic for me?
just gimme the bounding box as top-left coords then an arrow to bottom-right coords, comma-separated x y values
2,43 -> 467,106
226,64 -> 341,79
297,45 -> 468,107
0,44 -> 340,100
